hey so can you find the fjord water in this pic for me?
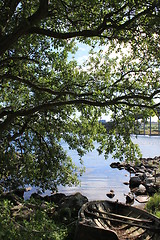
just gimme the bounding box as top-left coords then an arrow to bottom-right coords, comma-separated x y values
58,135 -> 160,202
24,135 -> 160,201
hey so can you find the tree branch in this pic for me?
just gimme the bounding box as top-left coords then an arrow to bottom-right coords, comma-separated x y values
0,57 -> 39,67
28,3 -> 157,39
0,0 -> 49,55
28,27 -> 101,39
0,74 -> 95,98
97,3 -> 128,33
1,93 -> 158,118
0,1 -> 158,56
29,126 -> 52,155
116,3 -> 157,31
0,0 -> 21,34
0,89 -> 159,137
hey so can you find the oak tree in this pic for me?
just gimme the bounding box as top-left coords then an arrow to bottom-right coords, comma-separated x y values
0,0 -> 159,190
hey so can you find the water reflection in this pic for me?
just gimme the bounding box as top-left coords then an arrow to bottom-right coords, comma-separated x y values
24,135 -> 160,202
59,135 -> 160,202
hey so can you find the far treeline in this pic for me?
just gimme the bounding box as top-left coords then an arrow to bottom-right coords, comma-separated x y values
0,0 -> 160,191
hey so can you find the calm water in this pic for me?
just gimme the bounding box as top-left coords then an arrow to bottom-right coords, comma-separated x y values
25,135 -> 160,201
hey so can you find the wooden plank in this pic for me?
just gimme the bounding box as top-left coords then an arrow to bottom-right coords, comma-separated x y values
87,208 -> 152,224
84,210 -> 160,233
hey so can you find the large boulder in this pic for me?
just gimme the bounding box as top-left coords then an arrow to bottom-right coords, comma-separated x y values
58,192 -> 88,219
59,192 -> 88,210
43,193 -> 66,204
129,176 -> 141,188
134,184 -> 146,196
125,164 -> 136,173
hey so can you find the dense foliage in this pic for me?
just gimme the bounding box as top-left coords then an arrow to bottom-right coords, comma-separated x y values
0,0 -> 160,190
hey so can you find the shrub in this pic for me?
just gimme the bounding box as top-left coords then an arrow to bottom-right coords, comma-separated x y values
145,193 -> 160,218
0,200 -> 68,240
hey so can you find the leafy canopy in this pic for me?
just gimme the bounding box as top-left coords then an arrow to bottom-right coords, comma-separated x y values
0,0 -> 160,190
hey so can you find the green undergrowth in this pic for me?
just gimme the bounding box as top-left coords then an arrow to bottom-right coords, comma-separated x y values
0,199 -> 75,240
145,193 -> 160,218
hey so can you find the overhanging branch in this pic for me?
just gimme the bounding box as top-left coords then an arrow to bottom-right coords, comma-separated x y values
0,74 -> 95,97
2,95 -> 159,118
0,57 -> 39,67
0,91 -> 159,137
0,1 -> 158,56
0,0 -> 49,55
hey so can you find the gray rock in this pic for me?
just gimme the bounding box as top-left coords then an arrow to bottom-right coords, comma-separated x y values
125,165 -> 135,173
110,162 -> 121,168
146,184 -> 157,195
43,193 -> 66,204
58,192 -> 88,218
106,190 -> 115,199
144,177 -> 155,185
123,182 -> 129,185
134,184 -> 146,195
129,176 -> 141,188
125,192 -> 134,204
135,172 -> 146,181
139,184 -> 146,192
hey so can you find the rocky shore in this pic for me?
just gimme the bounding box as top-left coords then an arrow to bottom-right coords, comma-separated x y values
1,157 -> 159,220
1,155 -> 159,219
0,156 -> 159,239
0,190 -> 88,223
0,190 -> 89,239
110,155 -> 160,204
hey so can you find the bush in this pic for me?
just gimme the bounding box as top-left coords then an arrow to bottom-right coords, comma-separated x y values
145,193 -> 160,218
0,200 -> 69,240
